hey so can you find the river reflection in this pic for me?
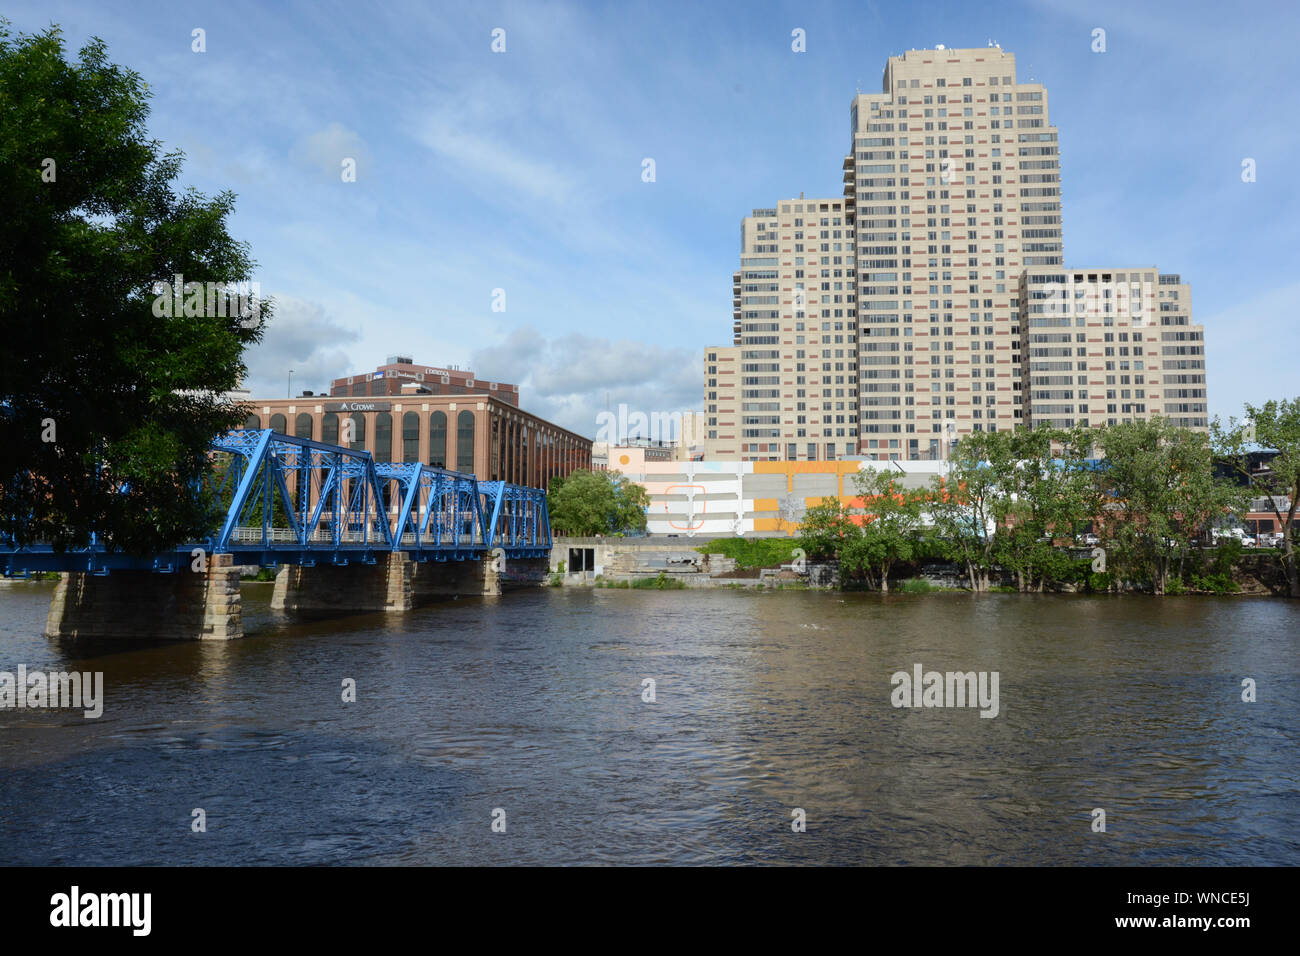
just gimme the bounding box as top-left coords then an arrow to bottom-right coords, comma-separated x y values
1,582 -> 1296,865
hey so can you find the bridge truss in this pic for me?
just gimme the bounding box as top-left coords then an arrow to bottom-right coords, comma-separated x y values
1,429 -> 551,574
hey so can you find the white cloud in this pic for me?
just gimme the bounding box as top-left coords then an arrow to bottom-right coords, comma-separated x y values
241,295 -> 362,398
471,327 -> 701,437
293,122 -> 371,182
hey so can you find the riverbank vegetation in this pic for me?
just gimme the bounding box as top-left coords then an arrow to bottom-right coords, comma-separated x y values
797,411 -> 1299,597
695,538 -> 799,570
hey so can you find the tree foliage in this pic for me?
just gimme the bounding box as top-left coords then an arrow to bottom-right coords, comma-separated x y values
1097,417 -> 1248,594
0,23 -> 268,553
547,469 -> 649,536
793,415 -> 1270,595
797,498 -> 861,562
1213,397 -> 1300,597
925,430 -> 1003,590
843,468 -> 928,591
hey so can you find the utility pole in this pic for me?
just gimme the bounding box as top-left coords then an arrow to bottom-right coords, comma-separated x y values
287,369 -> 293,398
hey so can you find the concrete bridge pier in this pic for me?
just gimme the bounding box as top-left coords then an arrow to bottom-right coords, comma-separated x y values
271,552 -> 416,613
410,554 -> 550,599
45,553 -> 243,641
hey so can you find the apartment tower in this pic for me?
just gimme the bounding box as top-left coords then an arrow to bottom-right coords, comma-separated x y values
705,197 -> 856,460
849,46 -> 1061,460
705,46 -> 1203,462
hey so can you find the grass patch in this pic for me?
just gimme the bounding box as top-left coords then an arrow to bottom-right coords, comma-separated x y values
629,572 -> 686,590
696,538 -> 798,570
896,578 -> 934,594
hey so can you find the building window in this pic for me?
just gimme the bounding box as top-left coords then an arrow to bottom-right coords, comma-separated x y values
322,413 -> 338,445
269,413 -> 287,435
429,411 -> 447,468
347,413 -> 366,452
456,410 -> 476,473
244,413 -> 261,430
402,412 -> 420,463
374,412 -> 392,462
295,413 -> 313,440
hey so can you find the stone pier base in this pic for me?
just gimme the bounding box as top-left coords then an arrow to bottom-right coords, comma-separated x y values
272,553 -> 551,611
271,552 -> 415,613
411,555 -> 549,599
45,553 -> 243,640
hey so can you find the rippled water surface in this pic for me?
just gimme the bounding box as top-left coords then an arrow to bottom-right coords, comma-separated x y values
1,581 -> 1297,865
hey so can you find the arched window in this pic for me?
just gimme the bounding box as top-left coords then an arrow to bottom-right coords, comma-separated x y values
348,413 -> 366,452
295,413 -> 313,440
374,412 -> 392,462
429,411 -> 447,468
520,424 -> 529,486
269,413 -> 287,435
402,412 -> 420,462
322,412 -> 338,445
244,413 -> 261,430
456,410 -> 475,473
491,416 -> 501,480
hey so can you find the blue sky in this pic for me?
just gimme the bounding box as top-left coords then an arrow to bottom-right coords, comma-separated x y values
8,0 -> 1299,436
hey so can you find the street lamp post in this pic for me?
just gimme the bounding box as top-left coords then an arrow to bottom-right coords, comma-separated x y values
287,369 -> 293,398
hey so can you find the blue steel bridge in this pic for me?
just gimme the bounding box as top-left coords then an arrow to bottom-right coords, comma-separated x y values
0,428 -> 551,576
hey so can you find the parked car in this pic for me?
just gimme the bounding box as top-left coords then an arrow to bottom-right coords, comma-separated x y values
1077,533 -> 1100,547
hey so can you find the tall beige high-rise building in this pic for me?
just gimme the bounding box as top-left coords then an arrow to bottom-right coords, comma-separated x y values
704,198 -> 856,461
703,45 -> 1205,463
850,46 -> 1059,461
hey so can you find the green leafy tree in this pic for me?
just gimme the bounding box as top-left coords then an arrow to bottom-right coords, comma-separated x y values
610,471 -> 650,535
0,24 -> 267,554
989,427 -> 1096,592
848,468 -> 927,591
1213,397 -> 1300,597
1097,418 -> 1247,594
927,431 -> 1004,590
796,498 -> 861,562
547,469 -> 648,536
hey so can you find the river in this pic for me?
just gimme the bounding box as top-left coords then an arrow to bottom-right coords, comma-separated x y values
1,582 -> 1296,865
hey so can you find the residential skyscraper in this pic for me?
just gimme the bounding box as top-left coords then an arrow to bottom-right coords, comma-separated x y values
704,45 -> 1204,463
705,198 -> 855,460
849,46 -> 1059,460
